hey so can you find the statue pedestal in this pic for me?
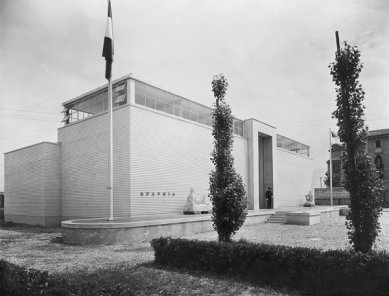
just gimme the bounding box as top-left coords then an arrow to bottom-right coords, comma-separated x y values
183,202 -> 212,214
303,201 -> 315,207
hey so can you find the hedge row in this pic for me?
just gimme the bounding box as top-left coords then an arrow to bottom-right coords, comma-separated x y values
151,237 -> 389,296
0,260 -> 133,296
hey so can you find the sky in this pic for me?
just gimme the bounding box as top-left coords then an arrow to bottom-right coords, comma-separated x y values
1,0 -> 388,191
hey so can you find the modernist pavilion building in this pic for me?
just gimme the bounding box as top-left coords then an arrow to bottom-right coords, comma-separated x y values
4,74 -> 314,226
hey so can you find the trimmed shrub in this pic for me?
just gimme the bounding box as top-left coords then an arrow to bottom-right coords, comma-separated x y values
0,260 -> 51,296
151,237 -> 389,295
0,260 -> 135,296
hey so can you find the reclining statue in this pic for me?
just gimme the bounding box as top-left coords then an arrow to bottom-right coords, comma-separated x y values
183,187 -> 212,214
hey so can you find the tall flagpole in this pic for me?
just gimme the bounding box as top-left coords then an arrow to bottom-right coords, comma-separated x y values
103,0 -> 114,221
329,32 -> 339,208
108,78 -> 114,221
329,129 -> 333,206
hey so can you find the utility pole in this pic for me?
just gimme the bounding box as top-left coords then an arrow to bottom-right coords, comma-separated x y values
329,129 -> 333,206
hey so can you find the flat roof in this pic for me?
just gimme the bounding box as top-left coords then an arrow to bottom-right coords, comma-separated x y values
61,74 -> 310,147
368,129 -> 389,137
61,73 -> 244,122
4,142 -> 60,155
62,74 -> 133,106
277,134 -> 310,149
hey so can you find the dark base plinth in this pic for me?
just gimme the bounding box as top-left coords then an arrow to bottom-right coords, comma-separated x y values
183,211 -> 210,215
303,202 -> 315,207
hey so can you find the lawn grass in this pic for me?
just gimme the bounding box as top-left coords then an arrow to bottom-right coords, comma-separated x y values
0,221 -> 293,295
44,263 -> 292,296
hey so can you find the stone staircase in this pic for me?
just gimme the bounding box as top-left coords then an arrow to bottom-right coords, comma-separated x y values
266,211 -> 287,224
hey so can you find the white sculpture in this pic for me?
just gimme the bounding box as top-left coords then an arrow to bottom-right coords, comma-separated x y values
303,191 -> 315,207
183,187 -> 212,214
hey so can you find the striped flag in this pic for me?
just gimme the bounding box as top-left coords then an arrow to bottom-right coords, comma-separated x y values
330,129 -> 341,145
102,0 -> 114,79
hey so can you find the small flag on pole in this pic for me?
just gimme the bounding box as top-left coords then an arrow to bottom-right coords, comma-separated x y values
102,0 -> 114,80
330,129 -> 341,145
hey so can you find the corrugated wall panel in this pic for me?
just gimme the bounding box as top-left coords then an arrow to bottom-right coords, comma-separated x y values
43,145 -> 61,217
129,105 -> 248,216
58,106 -> 130,219
233,134 -> 248,186
275,148 -> 314,207
4,143 -> 61,225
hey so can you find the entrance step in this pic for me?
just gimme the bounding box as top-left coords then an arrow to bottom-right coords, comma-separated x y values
266,211 -> 287,224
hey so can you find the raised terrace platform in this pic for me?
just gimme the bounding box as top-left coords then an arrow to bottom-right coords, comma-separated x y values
61,206 -> 347,245
61,210 -> 274,245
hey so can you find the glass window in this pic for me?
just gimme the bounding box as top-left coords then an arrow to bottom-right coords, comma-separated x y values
375,155 -> 383,169
146,97 -> 156,109
190,112 -> 198,122
136,81 -> 146,95
63,81 -> 128,125
165,103 -> 173,115
173,100 -> 182,116
145,85 -> 155,99
204,117 -> 213,126
183,110 -> 191,120
189,102 -> 202,114
183,100 -> 191,111
114,94 -> 127,105
81,100 -> 90,113
135,93 -> 146,106
165,94 -> 175,107
233,120 -> 244,136
277,134 -> 310,157
90,93 -> 104,114
376,140 -> 381,148
114,83 -> 126,92
156,99 -> 165,112
132,80 -> 243,135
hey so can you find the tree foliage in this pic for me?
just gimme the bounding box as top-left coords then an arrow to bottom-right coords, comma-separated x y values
324,170 -> 342,188
329,42 -> 384,253
209,74 -> 247,242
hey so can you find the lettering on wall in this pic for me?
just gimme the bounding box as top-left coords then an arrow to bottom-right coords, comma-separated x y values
139,192 -> 176,197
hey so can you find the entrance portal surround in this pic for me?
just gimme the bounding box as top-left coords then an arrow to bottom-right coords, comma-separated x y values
244,119 -> 277,210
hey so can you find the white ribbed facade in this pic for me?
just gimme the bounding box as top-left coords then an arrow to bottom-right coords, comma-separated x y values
4,74 -> 314,226
58,105 -> 131,220
4,142 -> 61,225
275,148 -> 314,207
129,104 -> 248,216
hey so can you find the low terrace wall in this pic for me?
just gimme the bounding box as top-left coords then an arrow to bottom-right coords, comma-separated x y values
314,187 -> 350,206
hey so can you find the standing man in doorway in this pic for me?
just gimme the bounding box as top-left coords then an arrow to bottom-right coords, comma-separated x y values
266,186 -> 273,209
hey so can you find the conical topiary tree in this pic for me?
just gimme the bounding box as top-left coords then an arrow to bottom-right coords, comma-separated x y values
209,74 -> 247,242
329,41 -> 384,253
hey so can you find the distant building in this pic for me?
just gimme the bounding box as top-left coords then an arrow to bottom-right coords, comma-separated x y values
0,192 -> 4,221
367,129 -> 389,206
325,143 -> 344,187
4,74 -> 314,226
325,129 -> 389,206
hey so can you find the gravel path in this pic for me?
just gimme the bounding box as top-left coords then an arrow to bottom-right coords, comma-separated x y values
186,212 -> 389,251
0,226 -> 154,274
186,220 -> 351,250
1,212 -> 388,274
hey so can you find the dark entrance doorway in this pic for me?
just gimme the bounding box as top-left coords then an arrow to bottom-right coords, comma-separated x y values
258,134 -> 273,209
